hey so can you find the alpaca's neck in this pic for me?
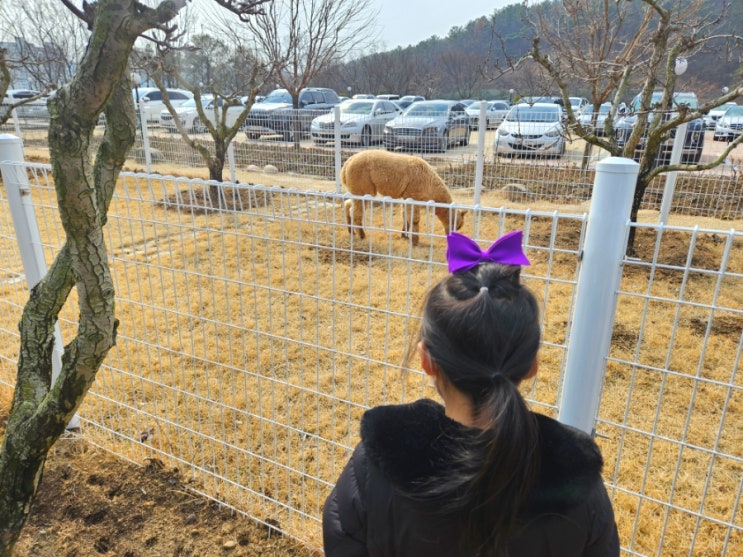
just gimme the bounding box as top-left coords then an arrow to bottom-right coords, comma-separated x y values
431,180 -> 453,203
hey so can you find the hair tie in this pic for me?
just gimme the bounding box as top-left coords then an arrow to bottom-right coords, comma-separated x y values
446,231 -> 531,274
479,286 -> 489,295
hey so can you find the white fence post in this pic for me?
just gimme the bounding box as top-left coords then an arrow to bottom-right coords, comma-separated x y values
0,134 -> 79,429
659,121 -> 688,225
558,156 -> 639,435
227,142 -> 236,183
139,101 -> 152,173
473,101 -> 487,239
334,105 -> 342,193
11,110 -> 23,141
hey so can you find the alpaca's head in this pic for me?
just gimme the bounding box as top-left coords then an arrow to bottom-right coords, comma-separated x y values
435,207 -> 467,234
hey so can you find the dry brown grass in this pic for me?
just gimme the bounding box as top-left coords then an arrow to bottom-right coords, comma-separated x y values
1,149 -> 741,555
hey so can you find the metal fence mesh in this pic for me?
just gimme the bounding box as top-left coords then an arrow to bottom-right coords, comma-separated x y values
5,114 -> 743,221
0,160 -> 741,555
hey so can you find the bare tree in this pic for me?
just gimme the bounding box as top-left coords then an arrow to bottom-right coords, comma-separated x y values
246,0 -> 377,145
150,45 -> 269,187
0,1 -> 269,553
438,47 -> 486,99
0,0 -> 87,91
525,0 -> 743,254
0,0 -> 88,125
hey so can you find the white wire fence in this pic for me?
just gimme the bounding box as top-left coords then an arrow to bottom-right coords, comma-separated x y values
0,151 -> 741,555
3,109 -> 743,222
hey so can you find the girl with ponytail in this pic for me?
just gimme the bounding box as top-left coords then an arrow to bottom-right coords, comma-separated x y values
323,231 -> 619,557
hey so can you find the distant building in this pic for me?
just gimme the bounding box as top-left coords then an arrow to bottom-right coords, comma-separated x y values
1,36 -> 74,90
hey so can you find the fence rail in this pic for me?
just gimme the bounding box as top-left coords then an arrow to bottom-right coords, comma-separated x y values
3,109 -> 743,222
0,144 -> 742,555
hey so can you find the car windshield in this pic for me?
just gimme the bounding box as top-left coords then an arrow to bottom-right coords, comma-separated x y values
181,97 -> 211,108
724,106 -> 743,117
466,101 -> 485,110
647,92 -> 698,108
341,101 -> 373,115
404,103 -> 449,117
508,105 -> 560,123
264,90 -> 292,103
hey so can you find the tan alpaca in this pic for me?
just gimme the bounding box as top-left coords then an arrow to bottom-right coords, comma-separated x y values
341,150 -> 466,245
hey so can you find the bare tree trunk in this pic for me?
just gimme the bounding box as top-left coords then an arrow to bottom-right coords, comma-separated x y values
0,0 -> 184,551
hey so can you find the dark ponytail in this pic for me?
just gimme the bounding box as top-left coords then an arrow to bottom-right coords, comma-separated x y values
408,263 -> 541,556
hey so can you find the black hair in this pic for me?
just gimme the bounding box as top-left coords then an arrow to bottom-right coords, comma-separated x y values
407,262 -> 541,556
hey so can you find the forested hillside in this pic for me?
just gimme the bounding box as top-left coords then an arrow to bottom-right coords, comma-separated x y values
316,0 -> 743,103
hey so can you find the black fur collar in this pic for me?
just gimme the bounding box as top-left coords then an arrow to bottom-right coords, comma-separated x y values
360,398 -> 605,515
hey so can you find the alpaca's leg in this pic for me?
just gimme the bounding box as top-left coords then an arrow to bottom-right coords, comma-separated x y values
411,206 -> 420,246
401,204 -> 410,239
352,199 -> 365,239
344,199 -> 353,235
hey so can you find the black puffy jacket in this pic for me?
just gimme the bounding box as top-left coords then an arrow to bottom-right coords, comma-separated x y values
323,399 -> 619,557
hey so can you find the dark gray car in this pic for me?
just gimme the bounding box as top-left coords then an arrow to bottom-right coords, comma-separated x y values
382,100 -> 470,153
244,87 -> 341,141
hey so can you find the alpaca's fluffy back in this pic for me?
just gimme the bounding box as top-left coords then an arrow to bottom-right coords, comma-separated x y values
341,151 -> 452,203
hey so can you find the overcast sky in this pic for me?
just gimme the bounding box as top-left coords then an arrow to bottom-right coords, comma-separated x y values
373,0 -> 519,50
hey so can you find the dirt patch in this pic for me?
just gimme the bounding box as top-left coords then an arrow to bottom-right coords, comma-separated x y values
11,429 -> 319,557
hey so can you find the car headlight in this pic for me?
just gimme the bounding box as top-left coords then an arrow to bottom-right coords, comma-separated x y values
384,125 -> 392,134
544,128 -> 561,138
497,127 -> 510,137
342,121 -> 359,129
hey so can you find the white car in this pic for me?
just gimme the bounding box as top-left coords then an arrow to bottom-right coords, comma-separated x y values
134,87 -> 193,124
310,98 -> 401,146
569,96 -> 590,116
465,100 -> 510,130
705,102 -> 737,130
2,89 -> 48,119
160,96 -> 248,133
494,102 -> 566,158
713,105 -> 743,141
578,102 -> 613,136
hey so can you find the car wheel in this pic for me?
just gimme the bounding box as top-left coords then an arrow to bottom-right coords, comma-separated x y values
460,130 -> 469,146
438,132 -> 449,153
360,126 -> 372,147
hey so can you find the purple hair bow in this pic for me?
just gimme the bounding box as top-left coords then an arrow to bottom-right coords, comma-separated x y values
446,231 -> 531,273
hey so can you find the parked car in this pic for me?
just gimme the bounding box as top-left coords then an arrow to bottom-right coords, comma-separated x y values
569,96 -> 590,115
352,93 -> 376,99
493,102 -> 566,158
713,105 -> 743,141
614,91 -> 705,164
244,87 -> 341,140
578,102 -> 614,136
396,95 -> 425,109
159,95 -> 248,133
382,100 -> 470,152
705,102 -> 737,129
133,87 -> 194,124
2,89 -> 47,119
376,94 -> 400,101
465,100 -> 510,130
309,98 -> 401,146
